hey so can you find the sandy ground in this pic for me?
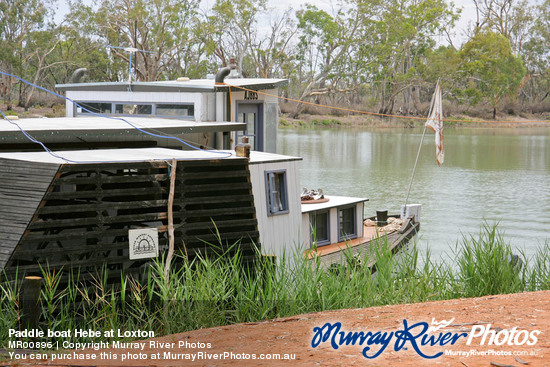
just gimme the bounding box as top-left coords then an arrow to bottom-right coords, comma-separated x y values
4,290 -> 549,366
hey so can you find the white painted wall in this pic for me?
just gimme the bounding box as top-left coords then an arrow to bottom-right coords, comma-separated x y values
356,202 -> 364,238
65,87 -> 281,152
249,159 -> 303,261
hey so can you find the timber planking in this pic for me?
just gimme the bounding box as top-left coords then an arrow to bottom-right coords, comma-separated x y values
175,159 -> 260,260
0,152 -> 261,283
0,158 -> 59,270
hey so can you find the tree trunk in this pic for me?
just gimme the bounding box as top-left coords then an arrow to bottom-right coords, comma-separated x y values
412,86 -> 421,114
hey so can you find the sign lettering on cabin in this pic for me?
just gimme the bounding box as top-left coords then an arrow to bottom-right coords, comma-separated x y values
244,90 -> 258,100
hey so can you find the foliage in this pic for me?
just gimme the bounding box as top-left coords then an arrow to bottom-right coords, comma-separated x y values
2,0 -> 550,117
359,0 -> 459,115
453,223 -> 524,297
0,0 -> 51,108
1,224 -> 549,345
66,0 -> 202,81
457,30 -> 526,118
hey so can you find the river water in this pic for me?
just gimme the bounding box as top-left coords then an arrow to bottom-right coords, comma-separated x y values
278,127 -> 550,262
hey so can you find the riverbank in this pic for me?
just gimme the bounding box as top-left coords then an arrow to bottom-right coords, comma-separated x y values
5,290 -> 549,366
280,112 -> 550,128
2,103 -> 549,129
1,225 -> 549,363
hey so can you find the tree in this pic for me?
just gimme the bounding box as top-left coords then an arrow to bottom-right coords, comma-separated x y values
68,0 -> 202,82
19,29 -> 63,108
206,0 -> 267,74
247,9 -> 297,78
358,0 -> 459,115
42,26 -> 113,87
0,0 -> 51,108
458,30 -> 526,118
290,1 -> 370,117
520,0 -> 550,105
471,0 -> 534,54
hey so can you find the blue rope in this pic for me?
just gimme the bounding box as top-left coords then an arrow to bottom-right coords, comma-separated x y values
0,70 -> 234,162
0,110 -> 84,163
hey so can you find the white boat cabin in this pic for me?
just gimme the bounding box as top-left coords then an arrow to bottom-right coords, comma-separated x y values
301,196 -> 368,249
248,151 -> 302,260
56,77 -> 287,153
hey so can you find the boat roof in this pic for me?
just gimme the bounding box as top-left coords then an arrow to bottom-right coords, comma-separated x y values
301,195 -> 369,213
249,151 -> 302,164
0,148 -> 301,165
55,78 -> 288,93
0,147 -> 239,164
0,116 -> 245,146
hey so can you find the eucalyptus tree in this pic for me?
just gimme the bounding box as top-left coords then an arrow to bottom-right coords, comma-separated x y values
0,0 -> 52,108
457,30 -> 525,118
206,0 -> 267,74
471,0 -> 534,54
46,27 -> 112,84
247,8 -> 297,79
520,0 -> 550,105
357,0 -> 459,115
67,0 -> 202,82
290,0 -> 375,117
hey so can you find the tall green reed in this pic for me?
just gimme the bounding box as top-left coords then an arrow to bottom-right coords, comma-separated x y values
1,223 -> 549,345
452,223 -> 525,297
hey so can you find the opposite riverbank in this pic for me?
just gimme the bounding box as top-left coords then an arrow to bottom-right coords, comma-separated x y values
2,103 -> 549,129
280,112 -> 550,129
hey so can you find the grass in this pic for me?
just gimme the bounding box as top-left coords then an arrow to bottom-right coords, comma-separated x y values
0,223 -> 549,345
279,116 -> 344,128
311,118 -> 342,126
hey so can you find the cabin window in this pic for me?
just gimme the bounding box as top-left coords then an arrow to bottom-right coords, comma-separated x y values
114,104 -> 152,115
75,102 -> 194,119
77,102 -> 112,114
265,170 -> 288,216
338,206 -> 357,241
310,210 -> 330,246
155,103 -> 194,117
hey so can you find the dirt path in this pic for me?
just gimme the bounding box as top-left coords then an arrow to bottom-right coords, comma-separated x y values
5,290 -> 549,366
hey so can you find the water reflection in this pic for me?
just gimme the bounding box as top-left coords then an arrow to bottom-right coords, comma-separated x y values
278,127 -> 550,261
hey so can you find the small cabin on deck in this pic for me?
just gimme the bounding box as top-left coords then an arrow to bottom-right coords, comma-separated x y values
301,196 -> 368,248
56,77 -> 287,153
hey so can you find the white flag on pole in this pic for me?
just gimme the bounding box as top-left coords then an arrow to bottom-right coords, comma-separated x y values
425,81 -> 444,166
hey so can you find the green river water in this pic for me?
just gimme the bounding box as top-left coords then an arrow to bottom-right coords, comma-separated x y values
278,126 -> 550,261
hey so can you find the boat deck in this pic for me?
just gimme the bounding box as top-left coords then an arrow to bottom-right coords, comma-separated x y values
305,218 -> 420,269
306,225 -> 396,258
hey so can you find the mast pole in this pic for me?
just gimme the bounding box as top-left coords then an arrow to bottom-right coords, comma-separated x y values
404,124 -> 428,209
403,78 -> 440,211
